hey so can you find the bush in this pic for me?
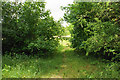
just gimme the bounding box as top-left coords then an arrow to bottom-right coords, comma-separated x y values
2,2 -> 63,56
63,2 -> 120,61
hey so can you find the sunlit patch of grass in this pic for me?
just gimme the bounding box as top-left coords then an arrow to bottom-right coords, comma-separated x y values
59,40 -> 71,47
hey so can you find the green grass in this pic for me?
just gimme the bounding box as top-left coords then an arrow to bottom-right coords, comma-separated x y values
2,40 -> 120,78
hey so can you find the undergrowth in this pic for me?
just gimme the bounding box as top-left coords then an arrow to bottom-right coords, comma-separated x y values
2,40 -> 120,78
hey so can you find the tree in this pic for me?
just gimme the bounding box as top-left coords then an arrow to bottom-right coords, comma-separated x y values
62,2 -> 120,61
2,2 -> 63,56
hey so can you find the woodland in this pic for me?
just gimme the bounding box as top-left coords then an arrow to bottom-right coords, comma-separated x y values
2,1 -> 120,78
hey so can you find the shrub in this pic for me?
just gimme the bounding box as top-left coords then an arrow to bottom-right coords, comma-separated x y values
62,2 -> 120,60
2,2 -> 63,56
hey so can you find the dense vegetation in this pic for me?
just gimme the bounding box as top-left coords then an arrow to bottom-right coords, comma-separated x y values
2,40 -> 120,78
2,2 -> 64,56
2,1 -> 120,78
62,2 -> 120,61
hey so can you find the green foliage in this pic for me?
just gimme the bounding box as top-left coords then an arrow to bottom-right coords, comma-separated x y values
2,2 -> 63,56
61,27 -> 70,36
2,53 -> 63,78
2,45 -> 120,78
62,2 -> 120,61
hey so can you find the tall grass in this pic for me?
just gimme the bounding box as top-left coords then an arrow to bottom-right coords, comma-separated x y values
2,40 -> 120,78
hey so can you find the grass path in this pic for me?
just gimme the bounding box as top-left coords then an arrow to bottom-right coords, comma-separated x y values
49,40 -> 105,78
49,40 -> 119,78
2,40 -> 120,78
